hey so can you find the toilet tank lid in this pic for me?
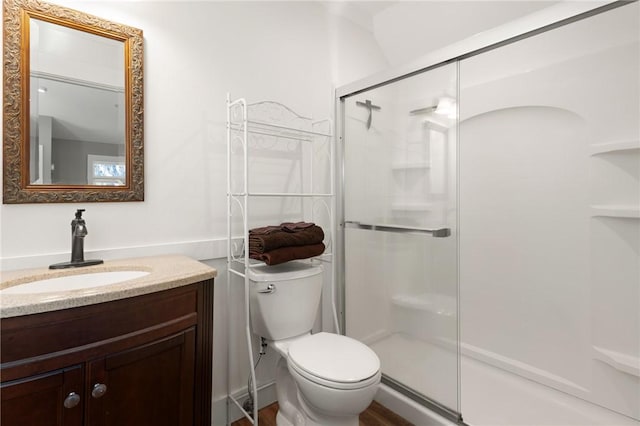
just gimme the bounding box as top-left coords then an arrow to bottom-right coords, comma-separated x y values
288,332 -> 380,383
247,261 -> 323,282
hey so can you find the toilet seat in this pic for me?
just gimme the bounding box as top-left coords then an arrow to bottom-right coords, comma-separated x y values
287,332 -> 380,390
288,359 -> 381,391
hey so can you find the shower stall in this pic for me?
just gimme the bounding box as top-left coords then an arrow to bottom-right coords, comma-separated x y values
337,2 -> 639,425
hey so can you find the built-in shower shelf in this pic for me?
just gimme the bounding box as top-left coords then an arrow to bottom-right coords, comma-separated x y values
422,117 -> 450,132
592,346 -> 640,377
391,202 -> 436,211
392,293 -> 456,316
589,139 -> 640,156
590,205 -> 640,219
391,161 -> 431,170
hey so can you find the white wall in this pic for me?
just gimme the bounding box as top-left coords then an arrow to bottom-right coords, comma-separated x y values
1,2 -> 388,424
1,1 -> 387,269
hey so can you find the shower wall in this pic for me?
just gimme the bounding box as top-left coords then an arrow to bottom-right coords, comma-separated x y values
459,3 -> 639,422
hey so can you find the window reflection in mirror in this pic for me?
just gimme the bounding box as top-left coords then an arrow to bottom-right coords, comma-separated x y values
29,18 -> 126,186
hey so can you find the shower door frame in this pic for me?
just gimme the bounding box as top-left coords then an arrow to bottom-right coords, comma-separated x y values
334,1 -> 631,423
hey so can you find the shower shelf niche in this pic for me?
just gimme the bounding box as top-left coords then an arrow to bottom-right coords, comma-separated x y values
392,293 -> 456,316
590,205 -> 640,219
391,202 -> 436,211
592,346 -> 640,377
589,138 -> 639,219
391,161 -> 431,170
589,139 -> 640,156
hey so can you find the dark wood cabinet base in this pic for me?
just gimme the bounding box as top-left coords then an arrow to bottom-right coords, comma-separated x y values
1,279 -> 214,426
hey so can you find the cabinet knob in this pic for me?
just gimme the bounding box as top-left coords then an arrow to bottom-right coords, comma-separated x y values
91,383 -> 108,399
63,392 -> 81,408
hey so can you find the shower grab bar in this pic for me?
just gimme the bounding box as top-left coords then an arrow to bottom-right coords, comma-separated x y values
344,221 -> 451,238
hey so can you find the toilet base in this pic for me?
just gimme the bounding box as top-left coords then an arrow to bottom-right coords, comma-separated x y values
275,410 -> 294,426
276,356 -> 305,426
276,400 -> 359,426
274,357 -> 364,426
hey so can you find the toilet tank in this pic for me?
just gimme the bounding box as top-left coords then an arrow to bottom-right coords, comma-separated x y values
248,261 -> 323,341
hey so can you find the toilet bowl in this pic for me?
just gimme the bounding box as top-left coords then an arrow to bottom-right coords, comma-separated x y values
248,262 -> 381,426
271,332 -> 381,426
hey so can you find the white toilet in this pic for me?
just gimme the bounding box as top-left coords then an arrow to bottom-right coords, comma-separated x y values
248,261 -> 381,426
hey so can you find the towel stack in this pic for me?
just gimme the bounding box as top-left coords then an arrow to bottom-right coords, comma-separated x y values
249,222 -> 325,266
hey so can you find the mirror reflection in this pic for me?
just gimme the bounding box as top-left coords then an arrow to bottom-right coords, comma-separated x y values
29,18 -> 126,186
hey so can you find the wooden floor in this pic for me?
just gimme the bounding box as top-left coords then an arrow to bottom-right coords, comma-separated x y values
231,401 -> 413,426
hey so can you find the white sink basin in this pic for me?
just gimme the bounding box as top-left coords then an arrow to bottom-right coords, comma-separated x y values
2,271 -> 150,294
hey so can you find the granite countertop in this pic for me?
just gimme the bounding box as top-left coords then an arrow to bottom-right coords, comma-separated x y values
0,255 -> 217,318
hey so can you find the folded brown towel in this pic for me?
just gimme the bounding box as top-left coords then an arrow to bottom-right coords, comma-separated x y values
249,225 -> 324,254
281,222 -> 315,232
250,243 -> 325,266
249,225 -> 284,235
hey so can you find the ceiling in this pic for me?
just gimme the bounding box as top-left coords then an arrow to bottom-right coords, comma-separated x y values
320,1 -> 397,32
323,0 -> 559,66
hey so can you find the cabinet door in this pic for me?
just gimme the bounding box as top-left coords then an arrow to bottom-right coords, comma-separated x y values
0,365 -> 84,426
86,329 -> 196,426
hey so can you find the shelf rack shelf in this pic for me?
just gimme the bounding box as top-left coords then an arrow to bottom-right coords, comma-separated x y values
226,95 -> 334,426
229,120 -> 332,141
229,192 -> 333,198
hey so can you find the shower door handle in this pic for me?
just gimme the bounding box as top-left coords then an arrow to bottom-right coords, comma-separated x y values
344,221 -> 451,238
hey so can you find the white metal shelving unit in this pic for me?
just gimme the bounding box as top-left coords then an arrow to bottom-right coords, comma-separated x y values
226,94 -> 335,425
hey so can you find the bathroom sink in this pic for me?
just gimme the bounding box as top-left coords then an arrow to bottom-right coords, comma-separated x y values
1,270 -> 150,294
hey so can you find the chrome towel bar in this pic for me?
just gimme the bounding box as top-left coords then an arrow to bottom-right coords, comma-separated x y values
344,221 -> 451,238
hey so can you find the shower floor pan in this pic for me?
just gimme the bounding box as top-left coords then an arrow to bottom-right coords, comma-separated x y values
370,333 -> 639,426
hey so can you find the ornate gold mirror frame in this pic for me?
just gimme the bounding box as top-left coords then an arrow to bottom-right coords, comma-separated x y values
3,0 -> 143,203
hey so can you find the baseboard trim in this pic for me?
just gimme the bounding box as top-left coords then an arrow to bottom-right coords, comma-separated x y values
213,382 -> 277,425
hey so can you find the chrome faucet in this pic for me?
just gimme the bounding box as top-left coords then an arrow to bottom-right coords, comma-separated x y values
50,209 -> 104,269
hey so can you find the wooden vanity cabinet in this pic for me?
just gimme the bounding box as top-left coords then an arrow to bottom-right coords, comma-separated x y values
0,279 -> 214,426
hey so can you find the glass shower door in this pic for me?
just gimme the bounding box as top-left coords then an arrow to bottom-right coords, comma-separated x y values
341,62 -> 459,417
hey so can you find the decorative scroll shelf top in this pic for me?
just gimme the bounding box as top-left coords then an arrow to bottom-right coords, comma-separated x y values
229,100 -> 332,141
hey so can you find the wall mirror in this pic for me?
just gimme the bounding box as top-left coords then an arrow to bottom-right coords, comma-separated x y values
3,0 -> 143,203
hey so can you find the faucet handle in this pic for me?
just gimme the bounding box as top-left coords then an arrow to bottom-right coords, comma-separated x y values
74,224 -> 88,237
